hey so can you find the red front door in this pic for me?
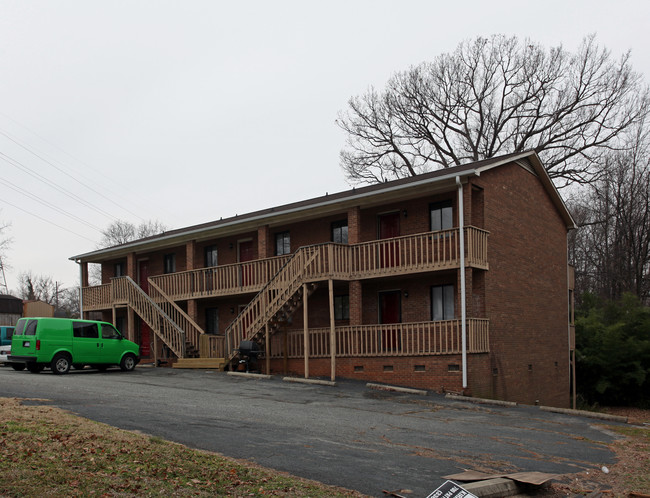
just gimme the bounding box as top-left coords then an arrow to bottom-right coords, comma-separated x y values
138,260 -> 149,294
138,260 -> 151,358
239,240 -> 255,287
379,290 -> 401,350
140,322 -> 152,358
378,212 -> 400,268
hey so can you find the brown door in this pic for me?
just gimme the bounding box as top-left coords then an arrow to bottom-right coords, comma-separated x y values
239,240 -> 255,287
379,290 -> 401,350
378,212 -> 400,268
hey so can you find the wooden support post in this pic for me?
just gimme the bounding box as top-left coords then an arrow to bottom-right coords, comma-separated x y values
283,328 -> 288,374
328,279 -> 336,382
303,283 -> 309,379
127,308 -> 135,342
153,334 -> 159,368
265,323 -> 270,375
572,349 -> 577,410
112,306 -> 117,326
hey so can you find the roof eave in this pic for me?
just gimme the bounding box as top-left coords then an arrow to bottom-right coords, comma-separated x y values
70,168 -> 478,263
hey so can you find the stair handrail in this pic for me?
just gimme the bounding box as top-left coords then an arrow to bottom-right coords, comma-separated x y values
148,277 -> 206,352
113,276 -> 187,357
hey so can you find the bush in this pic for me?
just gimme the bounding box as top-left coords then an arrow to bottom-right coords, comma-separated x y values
576,293 -> 650,407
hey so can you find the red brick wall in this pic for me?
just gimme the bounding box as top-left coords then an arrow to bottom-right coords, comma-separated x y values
267,213 -> 348,254
269,355 -> 470,393
194,232 -> 257,268
360,274 -> 457,325
348,206 -> 361,244
471,163 -> 570,407
357,194 -> 456,241
196,298 -> 250,334
258,226 -> 270,258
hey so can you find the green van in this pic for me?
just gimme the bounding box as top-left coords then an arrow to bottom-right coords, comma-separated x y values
9,318 -> 140,374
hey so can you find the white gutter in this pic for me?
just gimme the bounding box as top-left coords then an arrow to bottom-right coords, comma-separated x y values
456,176 -> 468,389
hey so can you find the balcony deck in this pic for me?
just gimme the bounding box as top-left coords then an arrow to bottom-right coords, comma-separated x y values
83,227 -> 488,311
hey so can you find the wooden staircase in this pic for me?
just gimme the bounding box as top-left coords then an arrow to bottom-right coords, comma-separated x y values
224,246 -> 321,367
113,276 -> 207,359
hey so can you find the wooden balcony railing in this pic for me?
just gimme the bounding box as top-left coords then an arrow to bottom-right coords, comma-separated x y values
82,227 -> 488,311
225,227 -> 488,354
82,283 -> 112,310
150,255 -> 291,301
268,319 -> 489,358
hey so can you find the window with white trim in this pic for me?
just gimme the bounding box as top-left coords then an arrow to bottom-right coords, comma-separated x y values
431,284 -> 455,321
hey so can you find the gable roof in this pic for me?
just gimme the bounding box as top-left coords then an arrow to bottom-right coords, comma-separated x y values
71,150 -> 575,263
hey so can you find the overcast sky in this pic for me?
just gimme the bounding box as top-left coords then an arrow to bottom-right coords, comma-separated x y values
1,0 -> 649,294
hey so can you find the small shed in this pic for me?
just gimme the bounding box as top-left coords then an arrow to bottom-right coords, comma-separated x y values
23,300 -> 55,318
0,294 -> 23,326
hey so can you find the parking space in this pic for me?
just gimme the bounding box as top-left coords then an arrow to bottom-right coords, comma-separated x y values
0,366 -> 621,497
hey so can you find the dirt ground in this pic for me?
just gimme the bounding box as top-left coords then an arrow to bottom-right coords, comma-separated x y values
545,407 -> 650,497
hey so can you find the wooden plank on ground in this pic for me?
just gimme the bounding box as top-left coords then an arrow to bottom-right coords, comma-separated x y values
173,358 -> 226,370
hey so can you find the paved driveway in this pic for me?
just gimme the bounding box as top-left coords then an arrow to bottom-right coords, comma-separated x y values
0,366 -> 621,497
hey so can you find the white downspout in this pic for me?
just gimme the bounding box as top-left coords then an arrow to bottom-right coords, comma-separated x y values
456,176 -> 468,390
77,260 -> 84,318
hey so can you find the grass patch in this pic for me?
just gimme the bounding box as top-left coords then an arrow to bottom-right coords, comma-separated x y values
0,397 -> 363,497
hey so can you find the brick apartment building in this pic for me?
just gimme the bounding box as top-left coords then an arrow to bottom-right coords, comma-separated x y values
72,150 -> 576,407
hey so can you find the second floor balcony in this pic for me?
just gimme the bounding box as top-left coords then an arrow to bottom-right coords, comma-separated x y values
83,226 -> 488,311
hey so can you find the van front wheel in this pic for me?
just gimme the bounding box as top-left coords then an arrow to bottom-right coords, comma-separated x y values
51,353 -> 71,375
120,354 -> 137,372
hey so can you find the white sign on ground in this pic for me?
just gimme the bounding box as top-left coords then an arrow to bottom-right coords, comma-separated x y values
426,480 -> 477,498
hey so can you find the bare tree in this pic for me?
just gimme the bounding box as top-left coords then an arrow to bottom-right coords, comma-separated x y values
14,271 -> 79,316
0,212 -> 11,263
90,219 -> 167,285
16,271 -> 56,304
569,123 -> 650,302
57,287 -> 80,317
338,35 -> 649,187
98,219 -> 167,248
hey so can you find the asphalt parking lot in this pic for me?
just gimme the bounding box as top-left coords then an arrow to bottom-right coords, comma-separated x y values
0,365 -> 622,497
